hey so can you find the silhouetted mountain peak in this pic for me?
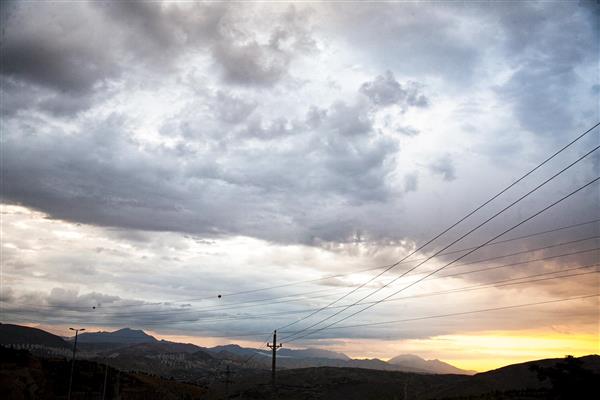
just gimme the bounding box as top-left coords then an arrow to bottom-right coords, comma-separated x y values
278,347 -> 351,361
389,353 -> 476,375
77,327 -> 157,344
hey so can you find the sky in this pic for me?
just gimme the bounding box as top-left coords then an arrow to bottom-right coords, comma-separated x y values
1,0 -> 599,372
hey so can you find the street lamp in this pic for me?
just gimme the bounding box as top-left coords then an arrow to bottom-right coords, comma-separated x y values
67,328 -> 85,400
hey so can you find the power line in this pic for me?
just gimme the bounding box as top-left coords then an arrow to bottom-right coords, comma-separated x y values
98,290 -> 600,340
84,240 -> 600,316
15,238 -> 597,318
280,145 -> 599,340
9,257 -> 597,329
192,267 -> 600,325
11,218 -> 595,313
275,125 -> 599,334
12,266 -> 594,341
186,217 -> 598,301
283,176 -> 600,343
284,294 -> 599,336
91,263 -> 600,326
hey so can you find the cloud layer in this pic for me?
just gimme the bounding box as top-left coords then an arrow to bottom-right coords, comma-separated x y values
1,1 -> 598,358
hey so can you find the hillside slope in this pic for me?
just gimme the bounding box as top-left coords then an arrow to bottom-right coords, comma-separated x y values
0,346 -> 207,400
0,323 -> 69,349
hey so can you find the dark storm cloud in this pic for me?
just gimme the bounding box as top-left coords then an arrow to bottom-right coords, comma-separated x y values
1,86 -> 400,244
0,2 -> 124,116
0,1 -> 309,117
0,30 -> 115,94
1,0 -> 596,248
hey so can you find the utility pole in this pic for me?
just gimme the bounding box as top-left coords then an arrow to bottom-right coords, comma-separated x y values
67,327 -> 85,400
115,370 -> 121,400
266,330 -> 282,388
224,365 -> 231,399
102,362 -> 109,400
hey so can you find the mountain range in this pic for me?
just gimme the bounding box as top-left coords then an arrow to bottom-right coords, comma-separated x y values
0,323 -> 484,376
2,323 -> 599,399
24,324 -> 474,374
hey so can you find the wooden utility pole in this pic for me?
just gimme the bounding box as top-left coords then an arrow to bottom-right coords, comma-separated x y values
224,365 -> 231,399
67,327 -> 85,400
267,330 -> 282,388
102,363 -> 109,400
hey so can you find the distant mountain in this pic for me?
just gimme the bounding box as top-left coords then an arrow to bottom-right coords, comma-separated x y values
210,345 -> 432,372
208,344 -> 270,358
209,344 -> 350,361
77,328 -> 157,344
158,339 -> 207,354
102,341 -> 212,359
0,323 -> 70,349
389,354 -> 476,375
278,348 -> 351,361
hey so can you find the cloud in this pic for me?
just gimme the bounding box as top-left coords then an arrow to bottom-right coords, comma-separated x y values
212,39 -> 291,86
327,4 -> 481,85
212,5 -> 316,86
0,1 -> 312,118
323,100 -> 372,136
1,0 -> 598,350
492,2 -> 597,137
213,90 -> 257,124
360,71 -> 429,109
403,173 -> 418,193
1,96 -> 399,245
0,11 -> 116,94
46,288 -> 121,310
429,155 -> 456,181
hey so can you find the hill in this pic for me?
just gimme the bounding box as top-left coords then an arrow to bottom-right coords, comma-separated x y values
0,323 -> 69,349
389,354 -> 476,375
425,354 -> 600,399
0,346 -> 207,400
204,355 -> 600,399
77,327 -> 157,344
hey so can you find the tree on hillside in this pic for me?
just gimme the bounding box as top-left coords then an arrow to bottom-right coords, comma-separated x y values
530,355 -> 597,400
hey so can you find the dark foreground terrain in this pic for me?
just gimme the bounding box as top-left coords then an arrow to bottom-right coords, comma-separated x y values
205,355 -> 600,400
1,345 -> 598,400
0,346 -> 207,400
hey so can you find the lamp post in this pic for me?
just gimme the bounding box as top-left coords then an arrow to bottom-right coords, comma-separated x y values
67,327 -> 85,400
